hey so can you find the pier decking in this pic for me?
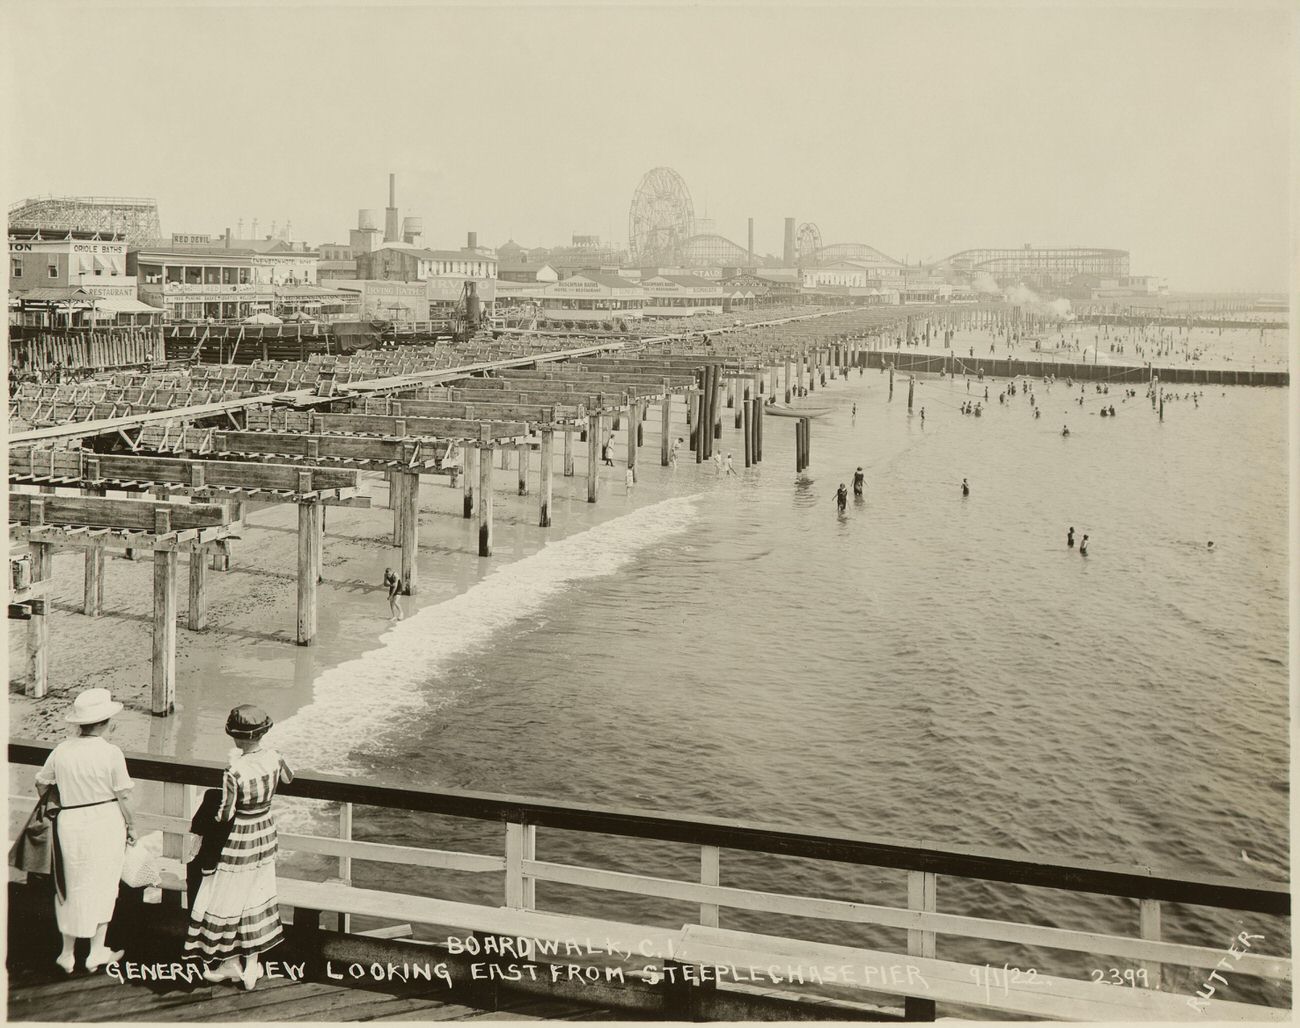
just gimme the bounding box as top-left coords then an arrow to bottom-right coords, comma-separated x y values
7,740 -> 1292,1023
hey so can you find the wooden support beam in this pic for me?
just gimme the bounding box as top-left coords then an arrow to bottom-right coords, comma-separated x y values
516,442 -> 529,496
661,394 -> 672,466
187,544 -> 207,631
27,543 -> 51,699
83,545 -> 104,617
626,402 -> 637,483
8,493 -> 232,533
292,412 -> 529,442
586,414 -> 600,503
563,427 -> 575,477
399,470 -> 419,594
377,398 -> 582,425
390,470 -> 404,546
538,429 -> 553,528
297,500 -> 320,646
212,431 -> 427,466
152,548 -> 177,716
478,447 -> 494,557
463,446 -> 477,519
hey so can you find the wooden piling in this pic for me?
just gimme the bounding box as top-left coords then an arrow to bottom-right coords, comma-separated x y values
734,379 -> 743,428
152,547 -> 178,714
804,417 -> 812,468
390,469 -> 404,545
479,447 -> 495,555
399,470 -> 419,594
908,375 -> 915,413
187,545 -> 207,631
756,393 -> 764,462
889,364 -> 895,400
27,543 -> 51,699
83,546 -> 104,617
626,401 -> 637,482
660,394 -> 672,466
463,445 -> 477,518
742,391 -> 752,468
587,414 -> 600,502
539,429 -> 553,528
712,365 -> 723,442
296,500 -> 320,646
563,427 -> 575,477
517,443 -> 529,496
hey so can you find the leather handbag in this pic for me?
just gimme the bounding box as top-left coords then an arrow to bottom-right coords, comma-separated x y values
9,790 -> 59,876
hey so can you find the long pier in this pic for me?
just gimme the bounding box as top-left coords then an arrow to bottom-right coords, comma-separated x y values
7,740 -> 1290,1022
861,348 -> 1289,387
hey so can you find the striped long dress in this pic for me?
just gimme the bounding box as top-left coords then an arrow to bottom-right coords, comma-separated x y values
184,747 -> 293,961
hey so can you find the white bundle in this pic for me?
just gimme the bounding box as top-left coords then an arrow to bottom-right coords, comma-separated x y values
120,831 -> 164,888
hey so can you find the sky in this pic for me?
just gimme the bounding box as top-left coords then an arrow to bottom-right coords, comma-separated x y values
2,1 -> 1295,292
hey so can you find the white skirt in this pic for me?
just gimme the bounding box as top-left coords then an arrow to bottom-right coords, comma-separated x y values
56,803 -> 126,938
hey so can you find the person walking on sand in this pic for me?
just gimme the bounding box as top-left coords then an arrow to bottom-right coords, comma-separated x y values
184,706 -> 293,991
601,434 -> 615,467
34,689 -> 136,975
669,437 -> 683,467
383,567 -> 404,621
724,453 -> 737,477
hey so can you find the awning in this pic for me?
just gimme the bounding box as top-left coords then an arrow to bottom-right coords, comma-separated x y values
12,287 -> 96,304
91,296 -> 166,314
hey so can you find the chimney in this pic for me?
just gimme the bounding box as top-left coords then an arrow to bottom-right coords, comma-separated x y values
384,173 -> 400,243
747,218 -> 754,264
224,227 -> 231,249
783,218 -> 796,266
467,231 -> 478,250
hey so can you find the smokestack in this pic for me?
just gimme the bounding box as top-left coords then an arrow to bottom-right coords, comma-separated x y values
384,173 -> 400,243
467,231 -> 478,250
224,227 -> 231,249
783,218 -> 795,266
747,218 -> 754,264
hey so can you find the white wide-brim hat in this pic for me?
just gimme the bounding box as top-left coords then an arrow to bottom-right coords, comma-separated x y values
64,687 -> 124,725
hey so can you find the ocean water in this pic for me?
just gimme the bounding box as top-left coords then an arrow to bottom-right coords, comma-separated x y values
250,330 -> 1290,1005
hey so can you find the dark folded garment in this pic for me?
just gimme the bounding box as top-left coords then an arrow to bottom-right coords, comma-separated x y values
186,788 -> 233,909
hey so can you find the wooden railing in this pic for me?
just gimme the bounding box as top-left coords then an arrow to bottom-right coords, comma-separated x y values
8,740 -> 1291,1017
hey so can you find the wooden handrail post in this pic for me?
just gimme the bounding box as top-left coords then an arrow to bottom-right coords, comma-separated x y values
700,845 -> 721,928
504,820 -> 526,908
906,870 -> 938,1020
1139,898 -> 1163,990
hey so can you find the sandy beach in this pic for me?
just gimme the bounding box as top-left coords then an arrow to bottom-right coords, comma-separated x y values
7,409 -> 700,764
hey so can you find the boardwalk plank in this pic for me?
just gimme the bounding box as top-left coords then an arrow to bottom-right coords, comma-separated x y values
368,1004 -> 490,1022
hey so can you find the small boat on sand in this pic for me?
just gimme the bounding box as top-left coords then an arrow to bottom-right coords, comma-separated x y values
765,404 -> 833,419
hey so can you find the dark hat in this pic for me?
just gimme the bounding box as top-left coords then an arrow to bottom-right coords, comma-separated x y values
226,704 -> 273,739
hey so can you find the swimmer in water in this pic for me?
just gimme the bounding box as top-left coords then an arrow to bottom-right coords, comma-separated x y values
1207,541 -> 1215,550
1067,526 -> 1075,548
852,403 -> 857,417
836,484 -> 848,513
1080,534 -> 1089,556
724,453 -> 736,477
1062,425 -> 1070,436
961,478 -> 970,497
920,407 -> 926,423
853,467 -> 865,496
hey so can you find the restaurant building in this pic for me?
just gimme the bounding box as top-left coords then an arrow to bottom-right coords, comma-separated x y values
641,274 -> 725,318
539,273 -> 644,325
9,228 -> 163,325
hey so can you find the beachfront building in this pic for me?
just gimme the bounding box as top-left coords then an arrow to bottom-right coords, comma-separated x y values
641,273 -> 724,318
327,279 -> 431,322
498,261 -> 559,284
539,272 -> 644,326
803,263 -> 869,289
356,245 -> 497,283
128,239 -> 319,322
9,227 -> 165,325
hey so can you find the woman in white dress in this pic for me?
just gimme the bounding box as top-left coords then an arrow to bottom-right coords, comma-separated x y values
34,688 -> 137,974
184,705 -> 293,990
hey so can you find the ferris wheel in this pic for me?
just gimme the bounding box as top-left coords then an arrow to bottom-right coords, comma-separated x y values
628,167 -> 695,263
796,222 -> 823,266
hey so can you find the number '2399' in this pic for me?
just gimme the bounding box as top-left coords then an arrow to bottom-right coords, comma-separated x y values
1091,967 -> 1150,987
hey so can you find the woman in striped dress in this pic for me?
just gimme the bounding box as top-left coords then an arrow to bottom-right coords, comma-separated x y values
184,705 -> 292,990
